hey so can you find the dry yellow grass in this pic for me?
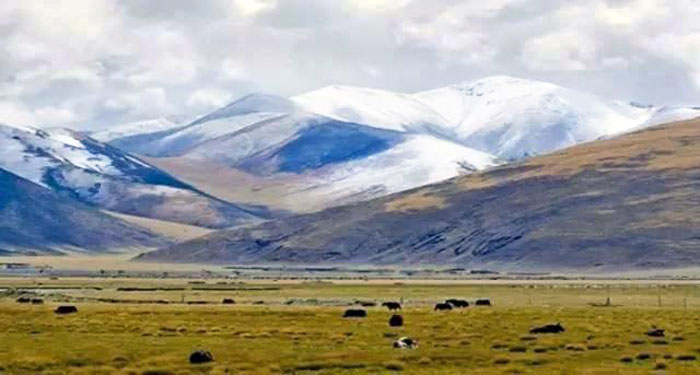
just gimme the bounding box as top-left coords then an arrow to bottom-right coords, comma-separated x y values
458,117 -> 700,190
3,279 -> 700,374
103,211 -> 213,242
385,193 -> 446,213
144,156 -> 324,212
381,118 -> 700,214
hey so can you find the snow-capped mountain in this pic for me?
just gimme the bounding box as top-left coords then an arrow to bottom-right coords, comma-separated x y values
265,133 -> 497,210
137,95 -> 297,158
641,106 -> 700,128
0,123 -> 266,228
91,117 -> 186,143
0,167 -> 167,255
292,85 -> 451,134
102,76 -> 700,213
112,93 -> 499,212
289,76 -> 700,161
413,76 -> 654,159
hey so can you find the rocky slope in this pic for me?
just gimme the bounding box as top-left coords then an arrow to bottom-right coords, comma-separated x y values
137,118 -> 700,271
0,168 -> 166,255
0,123 -> 266,228
108,77 -> 699,213
111,94 -> 499,212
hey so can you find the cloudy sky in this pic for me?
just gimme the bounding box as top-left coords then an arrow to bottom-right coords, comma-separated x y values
1,0 -> 699,129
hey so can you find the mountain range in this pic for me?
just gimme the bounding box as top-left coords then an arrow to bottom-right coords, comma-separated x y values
103,76 -> 700,212
1,75 -> 699,260
0,168 -> 166,254
138,117 -> 700,271
0,124 -> 267,229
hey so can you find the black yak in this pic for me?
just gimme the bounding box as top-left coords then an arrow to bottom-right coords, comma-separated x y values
389,314 -> 404,327
382,302 -> 402,311
446,299 -> 469,308
434,302 -> 453,311
54,305 -> 78,314
646,328 -> 665,337
530,323 -> 565,334
189,350 -> 214,364
343,309 -> 367,318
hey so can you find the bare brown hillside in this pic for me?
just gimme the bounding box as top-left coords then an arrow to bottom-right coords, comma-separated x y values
138,118 -> 700,271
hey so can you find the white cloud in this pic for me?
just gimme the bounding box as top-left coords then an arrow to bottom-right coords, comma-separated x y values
233,0 -> 277,17
187,88 -> 232,111
394,2 -> 502,65
104,88 -> 168,118
34,106 -> 79,126
346,0 -> 412,13
220,58 -> 248,81
0,0 -> 699,129
647,32 -> 700,86
522,31 -> 598,71
0,101 -> 37,126
0,101 -> 77,127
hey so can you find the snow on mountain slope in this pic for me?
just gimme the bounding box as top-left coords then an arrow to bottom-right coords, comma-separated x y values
147,112 -> 287,157
115,94 -> 298,157
190,93 -> 297,126
174,108 -> 499,181
414,76 -> 652,160
106,76 -> 700,213
0,123 -> 265,228
138,117 -> 700,268
292,85 -> 451,134
280,133 -> 498,208
231,117 -> 405,174
642,106 -> 700,128
91,117 -> 185,143
135,103 -> 500,211
182,113 -> 373,167
291,77 -> 700,161
0,167 -> 168,254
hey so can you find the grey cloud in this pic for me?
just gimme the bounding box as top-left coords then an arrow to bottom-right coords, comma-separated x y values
0,0 -> 698,129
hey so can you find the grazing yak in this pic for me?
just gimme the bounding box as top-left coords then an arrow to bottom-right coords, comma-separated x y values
446,299 -> 469,308
382,301 -> 402,311
475,299 -> 492,306
222,298 -> 235,304
31,298 -> 44,304
189,350 -> 214,364
343,309 -> 367,318
54,305 -> 78,314
530,323 -> 565,334
646,328 -> 665,337
389,314 -> 404,327
393,337 -> 418,349
434,302 -> 453,311
16,297 -> 31,304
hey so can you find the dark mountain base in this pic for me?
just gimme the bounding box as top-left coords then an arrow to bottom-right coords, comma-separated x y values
0,169 -> 168,255
136,118 -> 700,270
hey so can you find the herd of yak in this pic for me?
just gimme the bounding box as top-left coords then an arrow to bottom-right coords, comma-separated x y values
15,295 -> 584,357
344,298 -> 492,319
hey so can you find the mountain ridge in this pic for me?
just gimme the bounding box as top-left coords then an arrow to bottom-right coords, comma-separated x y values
0,123 -> 267,228
0,168 -> 167,255
136,118 -> 700,271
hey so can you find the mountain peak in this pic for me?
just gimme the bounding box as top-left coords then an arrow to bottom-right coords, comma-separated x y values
190,93 -> 297,126
443,75 -> 559,96
292,84 -> 450,132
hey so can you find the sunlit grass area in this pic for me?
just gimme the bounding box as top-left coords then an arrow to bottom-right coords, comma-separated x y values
3,279 -> 700,374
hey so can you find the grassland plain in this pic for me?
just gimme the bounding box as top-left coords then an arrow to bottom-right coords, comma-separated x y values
2,279 -> 700,374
